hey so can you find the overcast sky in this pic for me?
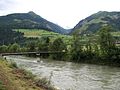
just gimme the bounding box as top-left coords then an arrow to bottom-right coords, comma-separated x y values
0,0 -> 120,29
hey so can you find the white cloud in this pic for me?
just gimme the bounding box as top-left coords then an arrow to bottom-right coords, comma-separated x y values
0,0 -> 120,29
0,0 -> 15,10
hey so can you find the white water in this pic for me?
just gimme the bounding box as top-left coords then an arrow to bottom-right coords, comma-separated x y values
6,56 -> 120,90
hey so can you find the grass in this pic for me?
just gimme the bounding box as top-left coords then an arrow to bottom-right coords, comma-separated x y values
0,57 -> 58,90
10,62 -> 58,90
0,80 -> 7,90
111,32 -> 120,37
0,57 -> 45,90
35,77 -> 58,90
9,61 -> 18,68
15,29 -> 107,45
14,29 -> 102,46
15,29 -> 73,44
14,29 -> 99,44
15,29 -> 60,37
0,58 -> 18,90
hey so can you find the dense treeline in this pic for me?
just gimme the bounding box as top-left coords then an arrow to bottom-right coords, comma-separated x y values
70,26 -> 120,65
0,26 -> 120,66
0,28 -> 25,45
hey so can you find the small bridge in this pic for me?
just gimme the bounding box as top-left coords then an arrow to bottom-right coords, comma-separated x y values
1,51 -> 65,56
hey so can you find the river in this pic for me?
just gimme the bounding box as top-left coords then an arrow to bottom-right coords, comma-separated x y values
5,55 -> 120,90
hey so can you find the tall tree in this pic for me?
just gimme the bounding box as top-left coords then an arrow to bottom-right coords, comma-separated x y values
0,45 -> 8,53
50,38 -> 66,60
98,26 -> 116,58
0,28 -> 25,45
37,36 -> 50,58
8,43 -> 20,52
70,30 -> 84,62
27,41 -> 36,52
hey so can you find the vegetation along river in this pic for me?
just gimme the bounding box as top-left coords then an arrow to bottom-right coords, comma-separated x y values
5,56 -> 120,90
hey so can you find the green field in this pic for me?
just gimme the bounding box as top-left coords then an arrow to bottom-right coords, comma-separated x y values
15,29 -> 120,46
111,32 -> 120,37
15,29 -> 59,37
15,29 -> 73,44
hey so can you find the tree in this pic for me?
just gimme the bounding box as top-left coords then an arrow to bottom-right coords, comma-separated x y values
8,43 -> 20,52
37,37 -> 50,58
26,41 -> 36,52
0,45 -> 8,53
98,26 -> 116,58
70,31 -> 84,62
84,42 -> 95,59
0,28 -> 25,45
50,38 -> 67,60
37,36 -> 50,51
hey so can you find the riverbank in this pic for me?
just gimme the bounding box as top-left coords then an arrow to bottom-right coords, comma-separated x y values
5,55 -> 120,90
0,57 -> 57,90
69,59 -> 120,67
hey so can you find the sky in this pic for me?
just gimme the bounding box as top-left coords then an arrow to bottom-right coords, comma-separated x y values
0,0 -> 120,29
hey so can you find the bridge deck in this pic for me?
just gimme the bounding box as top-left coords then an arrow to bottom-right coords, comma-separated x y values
1,51 -> 65,56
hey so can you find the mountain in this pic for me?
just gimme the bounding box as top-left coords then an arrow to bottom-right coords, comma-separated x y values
0,11 -> 71,34
72,11 -> 120,34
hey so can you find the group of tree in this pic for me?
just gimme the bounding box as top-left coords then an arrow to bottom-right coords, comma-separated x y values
70,26 -> 120,65
0,28 -> 25,45
0,36 -> 67,59
0,43 -> 20,53
0,26 -> 120,66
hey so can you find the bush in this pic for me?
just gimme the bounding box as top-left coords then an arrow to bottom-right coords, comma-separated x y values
9,61 -> 18,68
35,77 -> 58,90
23,70 -> 35,80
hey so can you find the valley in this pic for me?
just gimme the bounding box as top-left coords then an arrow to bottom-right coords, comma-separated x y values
0,11 -> 120,90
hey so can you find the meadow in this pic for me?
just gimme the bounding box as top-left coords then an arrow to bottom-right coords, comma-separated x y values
15,29 -> 73,44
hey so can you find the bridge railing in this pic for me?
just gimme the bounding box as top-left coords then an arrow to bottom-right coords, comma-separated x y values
0,51 -> 66,56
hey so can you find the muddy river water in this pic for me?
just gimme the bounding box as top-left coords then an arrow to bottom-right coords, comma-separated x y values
6,56 -> 120,90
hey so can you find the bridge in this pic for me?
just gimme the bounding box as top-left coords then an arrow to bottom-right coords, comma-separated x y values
1,51 -> 66,56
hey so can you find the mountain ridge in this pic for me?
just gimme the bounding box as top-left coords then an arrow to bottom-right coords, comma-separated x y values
0,11 -> 71,34
72,11 -> 120,34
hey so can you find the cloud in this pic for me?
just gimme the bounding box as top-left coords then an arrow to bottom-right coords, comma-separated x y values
0,0 -> 17,10
0,0 -> 120,28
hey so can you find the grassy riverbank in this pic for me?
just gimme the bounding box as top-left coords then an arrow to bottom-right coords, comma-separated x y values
0,57 -> 57,90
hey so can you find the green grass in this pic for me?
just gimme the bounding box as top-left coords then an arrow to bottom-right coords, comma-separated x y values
15,29 -> 120,46
15,29 -> 60,37
15,29 -> 73,44
111,32 -> 120,37
0,81 -> 7,90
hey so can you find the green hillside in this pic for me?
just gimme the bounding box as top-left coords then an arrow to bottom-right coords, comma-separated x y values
15,29 -> 73,44
0,11 -> 70,34
15,29 -> 60,37
72,11 -> 120,34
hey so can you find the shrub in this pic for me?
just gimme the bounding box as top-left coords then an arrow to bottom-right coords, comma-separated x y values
23,70 -> 35,80
35,77 -> 58,90
9,61 -> 18,68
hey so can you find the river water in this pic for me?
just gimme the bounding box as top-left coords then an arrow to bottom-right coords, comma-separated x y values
5,56 -> 120,90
